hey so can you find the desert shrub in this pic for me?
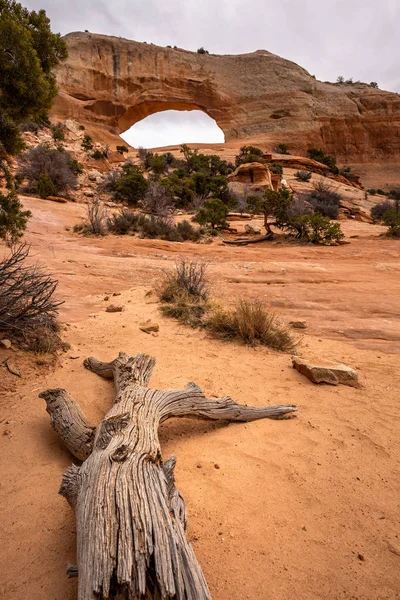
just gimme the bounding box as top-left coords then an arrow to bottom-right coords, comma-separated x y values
75,198 -> 108,235
370,82 -> 379,89
137,147 -> 153,168
36,172 -> 56,198
162,152 -> 176,166
150,153 -> 167,175
336,76 -> 345,83
142,182 -> 173,215
158,259 -> 208,302
91,148 -> 108,160
156,259 -> 209,325
107,209 -> 138,235
368,189 -> 377,195
0,190 -> 31,245
235,145 -> 264,166
17,144 -> 77,195
0,244 -> 63,350
195,198 -> 229,229
197,47 -> 209,54
306,148 -> 339,174
295,170 -> 312,182
304,213 -> 344,244
116,144 -> 129,154
371,200 -> 395,221
205,298 -> 296,352
306,180 -> 341,218
275,143 -> 289,154
68,157 -> 84,175
269,163 -> 283,175
51,122 -> 65,142
176,219 -> 201,242
382,209 -> 400,238
113,163 -> 149,206
81,134 -> 93,151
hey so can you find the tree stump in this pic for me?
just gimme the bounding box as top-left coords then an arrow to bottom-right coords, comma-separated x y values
40,352 -> 297,599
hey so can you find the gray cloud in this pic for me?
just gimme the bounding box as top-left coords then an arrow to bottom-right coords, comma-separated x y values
24,0 -> 400,147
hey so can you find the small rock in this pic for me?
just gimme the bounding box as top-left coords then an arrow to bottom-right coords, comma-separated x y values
104,296 -> 109,301
357,553 -> 365,562
88,169 -> 101,181
292,356 -> 359,387
197,464 -> 203,469
69,355 -> 80,360
106,305 -> 123,313
214,463 -> 220,470
139,322 -> 160,334
46,195 -> 68,203
0,339 -> 12,349
113,292 -> 121,297
289,321 -> 308,329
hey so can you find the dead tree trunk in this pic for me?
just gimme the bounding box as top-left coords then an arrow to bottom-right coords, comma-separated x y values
40,352 -> 296,600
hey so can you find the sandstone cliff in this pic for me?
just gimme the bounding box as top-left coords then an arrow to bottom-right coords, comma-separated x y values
52,32 -> 400,164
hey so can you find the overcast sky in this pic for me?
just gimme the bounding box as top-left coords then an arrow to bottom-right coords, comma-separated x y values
25,0 -> 400,148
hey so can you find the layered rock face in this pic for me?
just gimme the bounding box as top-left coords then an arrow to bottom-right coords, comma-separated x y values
53,32 -> 400,163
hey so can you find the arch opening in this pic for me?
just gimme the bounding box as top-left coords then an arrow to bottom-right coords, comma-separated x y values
120,109 -> 225,149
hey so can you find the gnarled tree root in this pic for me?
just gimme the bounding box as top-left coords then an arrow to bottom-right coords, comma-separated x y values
41,351 -> 296,599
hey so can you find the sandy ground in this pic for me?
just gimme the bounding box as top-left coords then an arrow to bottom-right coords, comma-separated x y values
0,196 -> 400,600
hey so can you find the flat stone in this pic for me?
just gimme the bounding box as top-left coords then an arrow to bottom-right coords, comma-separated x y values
0,339 -> 12,349
106,304 -> 124,313
139,322 -> 160,334
292,356 -> 359,387
289,321 -> 308,329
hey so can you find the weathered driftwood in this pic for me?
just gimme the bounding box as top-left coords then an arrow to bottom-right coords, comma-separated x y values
222,234 -> 273,246
40,352 -> 296,600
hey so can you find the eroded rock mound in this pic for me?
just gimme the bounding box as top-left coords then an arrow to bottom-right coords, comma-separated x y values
52,32 -> 400,164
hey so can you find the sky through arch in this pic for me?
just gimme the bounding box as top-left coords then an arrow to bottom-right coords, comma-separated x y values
120,110 -> 225,149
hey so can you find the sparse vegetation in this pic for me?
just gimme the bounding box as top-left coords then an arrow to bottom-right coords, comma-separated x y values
269,163 -> 283,176
0,244 -> 63,351
275,143 -> 289,155
295,170 -> 312,182
51,122 -> 65,142
204,298 -> 297,352
156,259 -> 209,326
17,143 -> 78,196
235,146 -> 264,166
306,148 -> 339,174
197,47 -> 209,54
195,198 -> 229,230
156,262 -> 297,351
0,190 -> 31,245
371,198 -> 400,238
116,145 -> 129,155
305,180 -> 342,219
107,163 -> 149,206
74,198 -> 108,236
81,134 -> 93,152
107,210 -> 201,242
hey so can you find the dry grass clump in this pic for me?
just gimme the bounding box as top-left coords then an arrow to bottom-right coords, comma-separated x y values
156,261 -> 297,352
205,298 -> 297,352
156,259 -> 210,326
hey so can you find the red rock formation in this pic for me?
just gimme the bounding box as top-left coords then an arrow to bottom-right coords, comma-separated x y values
52,32 -> 400,165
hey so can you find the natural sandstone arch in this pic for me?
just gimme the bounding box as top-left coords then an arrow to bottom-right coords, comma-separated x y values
52,32 -> 400,163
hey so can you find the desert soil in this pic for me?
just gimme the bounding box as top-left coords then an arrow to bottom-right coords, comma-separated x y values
0,196 -> 399,600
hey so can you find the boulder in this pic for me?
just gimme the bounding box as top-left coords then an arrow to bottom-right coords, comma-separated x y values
244,224 -> 262,234
46,196 -> 68,203
0,339 -> 12,349
88,169 -> 101,181
292,356 -> 359,387
228,163 -> 273,190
